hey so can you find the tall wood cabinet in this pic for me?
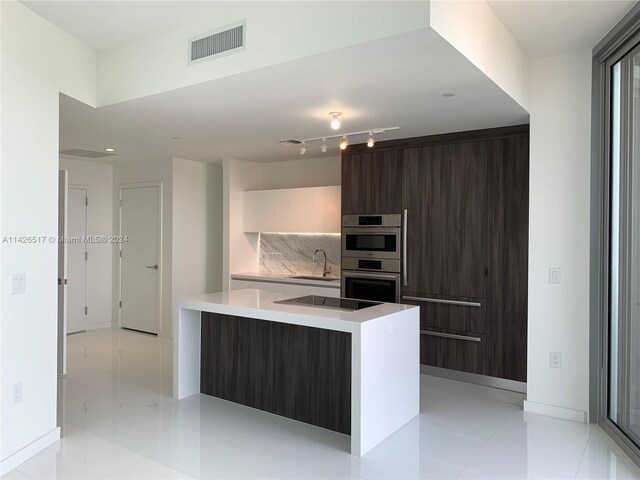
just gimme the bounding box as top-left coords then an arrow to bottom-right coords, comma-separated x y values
341,125 -> 529,383
341,150 -> 402,215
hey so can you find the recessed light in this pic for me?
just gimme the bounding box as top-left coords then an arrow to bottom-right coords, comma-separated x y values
104,148 -> 115,152
442,92 -> 456,97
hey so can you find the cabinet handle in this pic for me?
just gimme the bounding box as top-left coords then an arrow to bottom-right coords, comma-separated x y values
420,330 -> 481,342
403,295 -> 481,307
403,209 -> 408,287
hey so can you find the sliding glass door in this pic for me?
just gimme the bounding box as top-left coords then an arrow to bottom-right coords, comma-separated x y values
608,39 -> 640,448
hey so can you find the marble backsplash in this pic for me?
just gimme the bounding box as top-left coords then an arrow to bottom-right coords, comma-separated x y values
259,233 -> 341,276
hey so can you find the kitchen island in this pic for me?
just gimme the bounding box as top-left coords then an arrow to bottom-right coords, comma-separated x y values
173,288 -> 419,456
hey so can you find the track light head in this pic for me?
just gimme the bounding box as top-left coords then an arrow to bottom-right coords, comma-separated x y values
329,112 -> 342,130
299,142 -> 307,155
367,132 -> 375,148
339,136 -> 348,150
321,138 -> 327,153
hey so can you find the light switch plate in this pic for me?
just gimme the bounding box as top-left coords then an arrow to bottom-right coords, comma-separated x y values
549,267 -> 561,284
11,273 -> 25,295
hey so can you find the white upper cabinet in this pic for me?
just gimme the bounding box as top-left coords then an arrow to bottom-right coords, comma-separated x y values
275,188 -> 314,232
243,186 -> 341,233
243,190 -> 277,232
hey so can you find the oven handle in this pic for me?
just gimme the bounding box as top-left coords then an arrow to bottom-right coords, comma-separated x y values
342,227 -> 402,235
342,271 -> 400,282
402,209 -> 408,287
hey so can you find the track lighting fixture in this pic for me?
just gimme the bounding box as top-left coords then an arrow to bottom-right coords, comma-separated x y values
367,132 -> 375,148
283,126 -> 400,156
329,112 -> 342,130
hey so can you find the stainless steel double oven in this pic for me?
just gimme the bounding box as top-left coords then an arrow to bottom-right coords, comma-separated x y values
341,214 -> 402,303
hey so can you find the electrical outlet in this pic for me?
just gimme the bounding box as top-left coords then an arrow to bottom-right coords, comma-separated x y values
550,352 -> 562,369
549,267 -> 561,284
13,382 -> 22,404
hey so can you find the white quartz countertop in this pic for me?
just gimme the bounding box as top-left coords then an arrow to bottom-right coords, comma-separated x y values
177,288 -> 416,333
231,271 -> 341,288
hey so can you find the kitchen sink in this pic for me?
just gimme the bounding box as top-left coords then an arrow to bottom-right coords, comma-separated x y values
290,275 -> 340,282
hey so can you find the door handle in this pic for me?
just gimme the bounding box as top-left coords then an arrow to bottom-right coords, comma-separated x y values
146,265 -> 158,270
403,295 -> 482,307
420,330 -> 481,342
403,209 -> 408,287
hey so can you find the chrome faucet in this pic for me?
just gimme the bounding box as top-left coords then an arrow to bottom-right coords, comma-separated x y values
313,249 -> 331,277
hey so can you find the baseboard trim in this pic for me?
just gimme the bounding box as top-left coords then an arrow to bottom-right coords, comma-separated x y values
0,427 -> 60,476
420,365 -> 527,393
523,400 -> 587,423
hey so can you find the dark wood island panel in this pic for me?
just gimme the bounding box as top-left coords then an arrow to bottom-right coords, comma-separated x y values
200,312 -> 352,434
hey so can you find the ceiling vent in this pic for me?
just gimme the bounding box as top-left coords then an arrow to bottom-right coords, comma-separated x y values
60,149 -> 116,158
189,20 -> 246,65
279,139 -> 302,145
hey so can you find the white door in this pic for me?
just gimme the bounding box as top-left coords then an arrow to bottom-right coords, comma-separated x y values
67,187 -> 87,334
120,185 -> 161,335
57,171 -> 68,375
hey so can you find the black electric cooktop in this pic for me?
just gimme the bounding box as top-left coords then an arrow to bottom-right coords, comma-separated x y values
273,295 -> 381,312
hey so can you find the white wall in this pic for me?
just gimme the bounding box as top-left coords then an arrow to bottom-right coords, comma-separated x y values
223,159 -> 261,290
429,0 -> 529,111
222,156 -> 341,289
172,158 -> 223,301
259,156 -> 341,190
206,163 -> 224,293
0,1 -> 96,470
59,157 -> 113,330
525,50 -> 592,421
112,159 -> 173,337
97,2 -> 428,106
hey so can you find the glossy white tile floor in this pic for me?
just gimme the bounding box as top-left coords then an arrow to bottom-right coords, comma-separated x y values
4,327 -> 640,479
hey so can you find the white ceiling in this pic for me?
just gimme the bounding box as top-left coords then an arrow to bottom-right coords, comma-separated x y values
487,0 -> 637,58
59,28 -> 529,164
21,1 -> 225,51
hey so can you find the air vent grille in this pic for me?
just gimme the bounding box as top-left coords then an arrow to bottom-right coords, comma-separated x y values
189,21 -> 245,64
60,149 -> 116,158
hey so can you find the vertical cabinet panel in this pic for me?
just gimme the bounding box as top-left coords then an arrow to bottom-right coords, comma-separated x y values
486,136 -> 529,382
312,186 -> 341,233
342,151 -> 402,215
402,142 -> 488,299
243,190 -> 277,232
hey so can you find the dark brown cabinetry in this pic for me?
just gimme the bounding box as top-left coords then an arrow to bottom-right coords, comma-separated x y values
402,141 -> 488,300
201,312 -> 352,434
341,125 -> 529,383
486,136 -> 529,381
341,150 -> 402,215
